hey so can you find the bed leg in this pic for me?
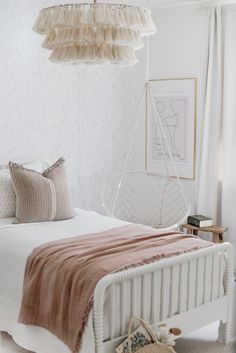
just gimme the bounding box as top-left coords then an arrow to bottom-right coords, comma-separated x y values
218,244 -> 234,345
96,343 -> 104,353
218,321 -> 231,344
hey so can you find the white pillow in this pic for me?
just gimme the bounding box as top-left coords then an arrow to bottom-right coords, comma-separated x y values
0,170 -> 16,218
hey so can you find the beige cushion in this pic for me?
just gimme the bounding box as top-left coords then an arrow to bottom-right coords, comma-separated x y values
9,158 -> 74,224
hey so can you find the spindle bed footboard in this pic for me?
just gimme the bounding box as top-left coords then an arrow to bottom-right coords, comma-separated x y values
93,243 -> 234,353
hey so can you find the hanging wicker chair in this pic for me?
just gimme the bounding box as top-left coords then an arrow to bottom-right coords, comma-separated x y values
102,170 -> 190,230
101,85 -> 191,230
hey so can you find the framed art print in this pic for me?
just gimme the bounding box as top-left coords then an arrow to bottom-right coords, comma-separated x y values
146,78 -> 197,179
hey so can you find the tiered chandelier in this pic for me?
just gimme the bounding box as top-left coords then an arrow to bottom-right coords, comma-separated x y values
33,1 -> 156,65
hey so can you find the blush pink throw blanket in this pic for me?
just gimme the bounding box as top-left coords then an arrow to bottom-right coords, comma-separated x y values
18,224 -> 212,353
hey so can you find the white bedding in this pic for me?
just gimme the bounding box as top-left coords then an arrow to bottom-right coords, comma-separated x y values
0,208 -> 128,353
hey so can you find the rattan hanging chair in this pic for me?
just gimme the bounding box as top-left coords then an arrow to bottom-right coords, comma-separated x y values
102,85 -> 190,230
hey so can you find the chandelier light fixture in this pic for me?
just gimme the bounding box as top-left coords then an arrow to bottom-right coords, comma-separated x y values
33,1 -> 157,66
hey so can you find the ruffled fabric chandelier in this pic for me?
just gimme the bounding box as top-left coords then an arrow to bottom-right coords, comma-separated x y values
33,1 -> 156,66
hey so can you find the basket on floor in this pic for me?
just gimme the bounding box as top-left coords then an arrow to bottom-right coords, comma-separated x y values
127,317 -> 176,353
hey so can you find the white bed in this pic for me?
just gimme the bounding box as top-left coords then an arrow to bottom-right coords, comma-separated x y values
0,208 -> 234,353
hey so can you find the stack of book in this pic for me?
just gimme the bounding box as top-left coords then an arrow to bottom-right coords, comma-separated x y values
187,215 -> 213,228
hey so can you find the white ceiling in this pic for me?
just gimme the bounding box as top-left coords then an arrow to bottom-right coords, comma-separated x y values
102,0 -> 212,9
105,0 -> 196,4
39,0 -> 236,10
104,0 -> 236,9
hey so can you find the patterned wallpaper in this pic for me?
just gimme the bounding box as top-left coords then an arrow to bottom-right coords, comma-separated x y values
0,0 -> 146,213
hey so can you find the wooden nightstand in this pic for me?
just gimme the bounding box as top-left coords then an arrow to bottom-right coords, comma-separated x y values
182,224 -> 228,243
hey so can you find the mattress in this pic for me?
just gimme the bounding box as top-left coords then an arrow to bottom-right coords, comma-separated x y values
0,209 -> 129,353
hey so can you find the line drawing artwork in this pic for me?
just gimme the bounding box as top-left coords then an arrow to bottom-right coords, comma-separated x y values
151,95 -> 188,163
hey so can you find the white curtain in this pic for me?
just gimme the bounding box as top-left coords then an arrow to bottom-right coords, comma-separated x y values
197,5 -> 236,340
197,5 -> 236,259
222,8 -> 236,340
197,6 -> 223,222
221,7 -> 236,259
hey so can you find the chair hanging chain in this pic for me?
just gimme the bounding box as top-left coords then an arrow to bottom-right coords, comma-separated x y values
111,0 -> 150,215
145,0 -> 151,84
111,87 -> 146,215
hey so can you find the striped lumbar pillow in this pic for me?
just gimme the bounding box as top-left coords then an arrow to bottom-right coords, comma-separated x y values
9,157 -> 74,224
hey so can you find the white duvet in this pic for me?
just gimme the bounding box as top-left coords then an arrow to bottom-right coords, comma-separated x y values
0,209 -> 128,353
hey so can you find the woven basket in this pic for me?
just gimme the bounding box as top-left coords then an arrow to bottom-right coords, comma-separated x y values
127,317 -> 176,353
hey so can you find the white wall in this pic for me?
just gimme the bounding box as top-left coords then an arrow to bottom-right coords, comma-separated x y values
0,0 -> 145,212
0,1 -> 209,216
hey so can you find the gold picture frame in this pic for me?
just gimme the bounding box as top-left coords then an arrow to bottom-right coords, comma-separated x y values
146,77 -> 197,180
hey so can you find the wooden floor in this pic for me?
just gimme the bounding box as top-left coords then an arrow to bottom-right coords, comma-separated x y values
0,322 -> 235,353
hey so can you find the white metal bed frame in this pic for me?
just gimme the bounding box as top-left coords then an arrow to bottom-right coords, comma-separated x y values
93,243 -> 234,353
